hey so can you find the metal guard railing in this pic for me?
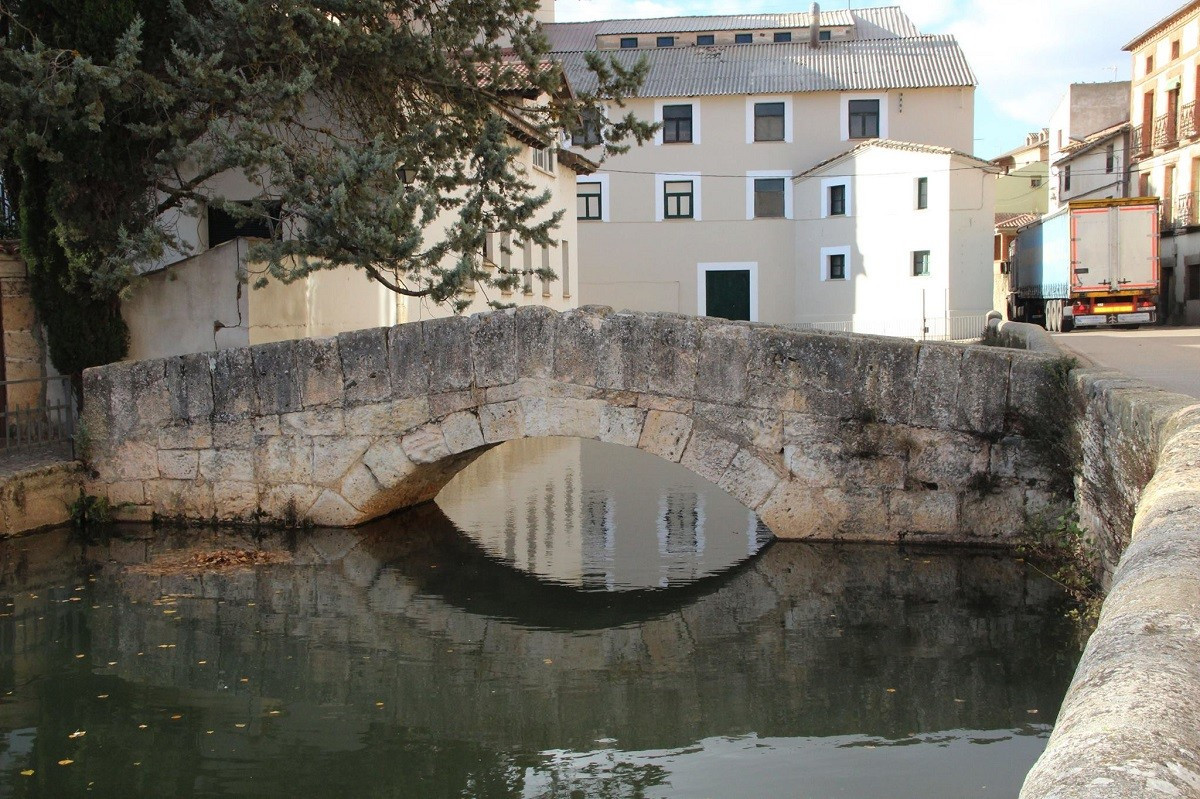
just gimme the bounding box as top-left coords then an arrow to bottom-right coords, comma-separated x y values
0,375 -> 77,457
791,314 -> 990,342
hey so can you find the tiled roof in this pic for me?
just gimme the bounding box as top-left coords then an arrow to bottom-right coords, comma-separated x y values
1057,121 -> 1130,159
554,35 -> 976,98
593,10 -> 855,36
1124,1 -> 1200,51
995,212 -> 1040,230
794,139 -> 998,180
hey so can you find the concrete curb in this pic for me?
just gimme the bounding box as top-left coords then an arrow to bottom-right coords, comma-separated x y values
988,316 -> 1200,798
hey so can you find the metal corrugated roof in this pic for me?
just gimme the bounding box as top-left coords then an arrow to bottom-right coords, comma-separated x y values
593,10 -> 855,36
541,20 -> 604,52
555,35 -> 976,98
850,7 -> 920,38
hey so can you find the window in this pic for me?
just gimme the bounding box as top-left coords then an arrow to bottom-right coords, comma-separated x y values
697,34 -> 714,45
1031,177 -> 1042,188
572,108 -> 602,147
754,102 -> 785,141
662,104 -> 693,143
1062,165 -> 1072,192
916,177 -> 928,209
735,33 -> 753,43
912,250 -> 931,277
1172,40 -> 1181,60
828,183 -> 846,216
663,180 -> 694,219
532,145 -> 555,173
753,178 -> 785,218
819,30 -> 831,41
773,31 -> 791,42
1106,143 -> 1116,173
657,36 -> 675,47
577,182 -> 602,220
207,201 -> 281,248
848,99 -> 880,138
700,263 -> 757,321
620,37 -> 638,48
828,253 -> 847,280
1146,55 -> 1154,74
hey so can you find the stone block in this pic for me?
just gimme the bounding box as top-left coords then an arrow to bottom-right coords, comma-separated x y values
442,411 -> 485,454
990,435 -> 1054,482
308,490 -> 364,527
693,402 -> 782,452
338,327 -> 390,406
887,491 -> 959,536
130,359 -> 172,430
521,397 -> 604,439
910,343 -> 963,429
111,504 -> 155,524
1007,351 -> 1055,426
0,295 -> 36,330
388,321 -> 430,398
717,449 -> 781,510
157,450 -> 199,481
428,389 -> 482,418
470,310 -> 517,387
553,307 -> 608,387
598,405 -> 645,448
253,415 -> 281,437
679,426 -> 739,485
2,330 -> 40,361
401,425 -> 450,465
479,401 -> 524,443
259,483 -> 321,523
695,322 -> 751,404
108,480 -> 146,506
146,478 -> 213,518
296,336 -> 343,408
955,347 -> 1010,435
515,305 -> 557,379
157,423 -> 213,451
198,449 -> 255,483
212,481 -> 260,520
853,337 -> 919,424
252,339 -> 301,415
111,441 -> 160,482
609,312 -> 654,392
281,407 -> 345,437
165,352 -> 214,421
646,315 -> 699,398
212,347 -> 255,419
339,462 -> 382,511
254,436 -> 313,485
638,410 -> 693,463
344,398 -> 430,437
212,418 -> 255,449
959,487 -> 1027,544
905,428 -> 990,489
312,436 -> 371,486
423,316 -> 473,393
757,481 -> 889,541
362,439 -> 417,491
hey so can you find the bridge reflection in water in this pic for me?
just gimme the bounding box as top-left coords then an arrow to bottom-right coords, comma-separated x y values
436,437 -> 771,590
0,504 -> 1078,797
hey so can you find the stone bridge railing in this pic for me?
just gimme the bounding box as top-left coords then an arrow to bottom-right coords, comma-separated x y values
83,306 -> 1063,543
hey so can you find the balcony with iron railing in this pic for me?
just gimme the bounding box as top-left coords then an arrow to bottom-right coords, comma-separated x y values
1181,101 -> 1199,140
1175,192 -> 1199,228
1153,113 -> 1177,149
1132,124 -> 1147,159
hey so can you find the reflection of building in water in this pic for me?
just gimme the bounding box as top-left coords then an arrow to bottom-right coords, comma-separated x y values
437,437 -> 765,590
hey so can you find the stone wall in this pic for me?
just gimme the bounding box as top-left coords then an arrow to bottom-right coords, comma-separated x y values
82,306 -> 1065,543
989,319 -> 1200,799
0,460 -> 83,535
0,249 -> 46,408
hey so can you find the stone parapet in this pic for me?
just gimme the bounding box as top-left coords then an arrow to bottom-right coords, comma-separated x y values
0,459 -> 83,535
990,318 -> 1200,799
82,307 -> 1064,544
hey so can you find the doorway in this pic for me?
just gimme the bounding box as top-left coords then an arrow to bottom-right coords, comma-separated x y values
698,262 -> 757,321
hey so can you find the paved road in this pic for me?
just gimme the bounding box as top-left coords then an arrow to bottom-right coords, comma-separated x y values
1053,327 -> 1200,399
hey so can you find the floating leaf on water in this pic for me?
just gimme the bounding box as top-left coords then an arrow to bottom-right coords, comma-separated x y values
543,659 -> 553,665
1027,709 -> 1039,714
170,714 -> 182,720
206,730 -> 214,735
886,688 -> 897,693
198,660 -> 207,665
107,662 -> 117,666
954,698 -> 966,703
138,724 -> 148,729
68,730 -> 86,739
268,710 -> 281,716
235,723 -> 247,729
75,654 -> 85,659
163,610 -> 177,615
58,759 -> 73,766
19,769 -> 33,776
375,702 -> 384,708
240,678 -> 249,683
97,695 -> 109,700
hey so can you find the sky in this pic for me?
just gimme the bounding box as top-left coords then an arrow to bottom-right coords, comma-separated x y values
553,0 -> 1187,157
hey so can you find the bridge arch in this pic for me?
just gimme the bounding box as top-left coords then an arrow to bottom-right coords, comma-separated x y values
82,306 -> 1061,543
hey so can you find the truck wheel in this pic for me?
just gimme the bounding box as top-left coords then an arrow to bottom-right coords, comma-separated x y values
1044,300 -> 1062,332
1061,317 -> 1074,333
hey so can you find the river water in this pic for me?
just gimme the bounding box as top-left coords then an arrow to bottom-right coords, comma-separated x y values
0,439 -> 1078,798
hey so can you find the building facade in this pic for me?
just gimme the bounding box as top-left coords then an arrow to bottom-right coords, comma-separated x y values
1127,0 -> 1200,323
546,6 -> 994,331
993,130 -> 1050,216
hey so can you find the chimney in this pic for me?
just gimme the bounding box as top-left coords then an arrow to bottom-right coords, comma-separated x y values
809,2 -> 820,48
534,0 -> 555,24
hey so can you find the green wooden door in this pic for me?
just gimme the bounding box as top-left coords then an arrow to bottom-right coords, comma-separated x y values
705,269 -> 751,321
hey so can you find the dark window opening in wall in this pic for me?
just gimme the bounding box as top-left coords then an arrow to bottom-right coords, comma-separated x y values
572,108 -> 602,147
829,183 -> 846,216
662,104 -> 693,143
207,201 -> 281,248
1172,40 -> 1181,60
828,253 -> 847,280
1139,172 -> 1151,196
1146,54 -> 1155,74
657,36 -> 675,47
912,250 -> 931,277
1063,165 -> 1072,192
754,102 -> 785,141
620,37 -> 638,48
735,33 -> 753,43
1188,263 -> 1200,301
754,178 -> 785,218
848,99 -> 880,138
663,180 -> 694,219
1031,177 -> 1043,188
819,30 -> 832,41
773,31 -> 792,42
697,34 -> 715,45
917,177 -> 929,209
1106,143 -> 1116,173
577,182 -> 602,220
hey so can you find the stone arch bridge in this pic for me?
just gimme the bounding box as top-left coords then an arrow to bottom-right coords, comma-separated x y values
83,307 -> 1061,543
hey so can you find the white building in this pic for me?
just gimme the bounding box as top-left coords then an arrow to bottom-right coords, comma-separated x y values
1052,122 -> 1132,206
544,5 -> 996,332
1046,82 -> 1131,210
